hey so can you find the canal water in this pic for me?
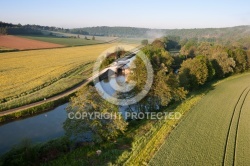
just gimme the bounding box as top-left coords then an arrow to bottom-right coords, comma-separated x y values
0,104 -> 68,154
0,74 -> 133,154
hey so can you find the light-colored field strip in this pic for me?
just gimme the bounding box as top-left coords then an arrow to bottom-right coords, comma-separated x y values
235,90 -> 250,165
223,87 -> 250,165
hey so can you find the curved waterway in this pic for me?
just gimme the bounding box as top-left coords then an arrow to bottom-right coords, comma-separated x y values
0,57 -> 136,155
0,104 -> 67,154
0,75 -> 133,155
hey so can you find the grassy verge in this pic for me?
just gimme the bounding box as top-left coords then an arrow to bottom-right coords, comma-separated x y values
121,92 -> 206,165
0,137 -> 71,166
0,46 -> 17,53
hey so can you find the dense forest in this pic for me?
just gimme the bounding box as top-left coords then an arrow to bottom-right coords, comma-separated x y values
72,26 -> 250,40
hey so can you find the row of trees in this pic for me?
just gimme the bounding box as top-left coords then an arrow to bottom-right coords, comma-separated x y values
64,42 -> 188,143
0,21 -> 72,33
128,45 -> 187,111
179,42 -> 249,90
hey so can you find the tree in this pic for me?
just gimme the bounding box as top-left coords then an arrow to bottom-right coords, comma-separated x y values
228,48 -> 248,73
247,50 -> 250,68
163,36 -> 181,50
141,39 -> 148,45
151,39 -> 165,49
179,57 -> 209,90
196,42 -> 213,56
152,70 -> 187,107
84,36 -> 88,40
179,39 -> 198,58
92,36 -> 95,40
128,46 -> 187,111
64,86 -> 127,143
196,55 -> 215,81
211,52 -> 236,78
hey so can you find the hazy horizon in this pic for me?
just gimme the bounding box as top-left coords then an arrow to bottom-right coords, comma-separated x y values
1,20 -> 250,30
1,0 -> 250,29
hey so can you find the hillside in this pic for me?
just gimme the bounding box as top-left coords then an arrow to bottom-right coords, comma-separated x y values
73,26 -> 250,40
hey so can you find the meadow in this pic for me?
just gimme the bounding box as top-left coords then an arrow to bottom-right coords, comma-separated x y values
20,35 -> 104,46
149,72 -> 250,165
42,30 -> 118,42
0,43 -> 137,111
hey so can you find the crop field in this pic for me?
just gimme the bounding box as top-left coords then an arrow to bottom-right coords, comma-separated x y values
20,35 -> 105,46
0,43 -> 137,111
149,73 -> 250,165
0,35 -> 64,50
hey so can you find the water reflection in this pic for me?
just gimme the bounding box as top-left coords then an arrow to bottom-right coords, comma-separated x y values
0,104 -> 67,154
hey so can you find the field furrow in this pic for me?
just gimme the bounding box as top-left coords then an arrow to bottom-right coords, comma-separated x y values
149,73 -> 250,166
223,87 -> 250,166
235,90 -> 250,165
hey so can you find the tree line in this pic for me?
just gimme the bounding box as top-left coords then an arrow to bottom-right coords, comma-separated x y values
179,42 -> 249,90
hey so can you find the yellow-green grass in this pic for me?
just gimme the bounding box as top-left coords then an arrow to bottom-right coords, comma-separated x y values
149,73 -> 250,166
0,46 -> 16,52
0,43 -> 137,111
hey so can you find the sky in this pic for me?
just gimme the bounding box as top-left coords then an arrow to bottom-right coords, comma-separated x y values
1,0 -> 250,29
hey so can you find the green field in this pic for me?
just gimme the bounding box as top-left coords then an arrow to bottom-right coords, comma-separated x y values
20,35 -> 104,46
42,30 -> 118,42
149,73 -> 250,165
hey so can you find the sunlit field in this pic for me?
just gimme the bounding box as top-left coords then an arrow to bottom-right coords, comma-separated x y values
0,42 -> 138,111
150,73 -> 250,165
